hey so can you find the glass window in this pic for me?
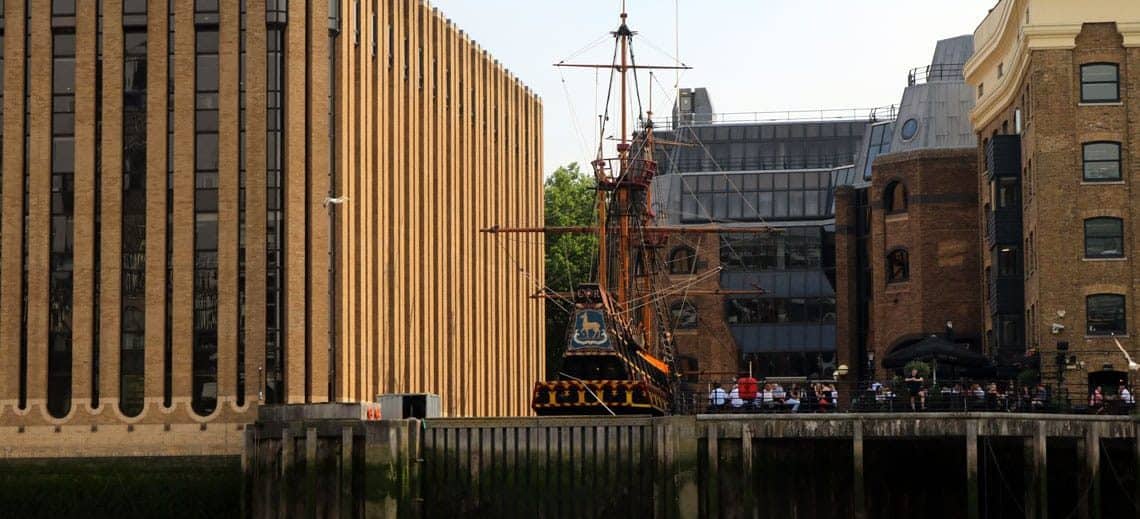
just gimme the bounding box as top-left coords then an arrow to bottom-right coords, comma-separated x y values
668,246 -> 697,275
1081,64 -> 1120,103
997,246 -> 1021,277
1083,142 -> 1121,182
886,249 -> 909,283
52,0 -> 76,16
1087,294 -> 1125,336
884,181 -> 907,213
670,302 -> 698,329
1085,217 -> 1124,258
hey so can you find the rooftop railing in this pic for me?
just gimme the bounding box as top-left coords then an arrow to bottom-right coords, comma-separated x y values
907,63 -> 966,86
664,153 -> 857,173
648,105 -> 898,129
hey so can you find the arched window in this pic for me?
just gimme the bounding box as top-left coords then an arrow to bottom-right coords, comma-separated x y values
670,301 -> 699,329
1087,294 -> 1126,336
886,248 -> 909,283
668,246 -> 697,275
884,181 -> 907,214
1081,63 -> 1120,103
1085,217 -> 1124,258
1083,142 -> 1121,182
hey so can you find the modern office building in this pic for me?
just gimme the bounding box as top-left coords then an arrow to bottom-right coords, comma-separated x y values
834,36 -> 982,381
649,93 -> 883,380
966,0 -> 1140,393
0,0 -> 543,457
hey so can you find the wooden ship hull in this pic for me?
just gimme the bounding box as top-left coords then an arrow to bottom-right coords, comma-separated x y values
531,379 -> 670,416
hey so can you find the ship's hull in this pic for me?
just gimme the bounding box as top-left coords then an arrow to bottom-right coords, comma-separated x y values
531,379 -> 669,416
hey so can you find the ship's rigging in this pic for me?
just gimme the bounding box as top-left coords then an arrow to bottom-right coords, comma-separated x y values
484,3 -> 775,415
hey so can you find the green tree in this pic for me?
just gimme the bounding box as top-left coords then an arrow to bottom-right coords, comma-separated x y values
544,163 -> 597,377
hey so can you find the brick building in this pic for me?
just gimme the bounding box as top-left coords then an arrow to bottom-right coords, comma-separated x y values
835,36 -> 983,381
0,0 -> 543,457
966,0 -> 1140,395
648,93 -> 878,382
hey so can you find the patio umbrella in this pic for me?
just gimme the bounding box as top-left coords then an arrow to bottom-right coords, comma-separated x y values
882,334 -> 989,371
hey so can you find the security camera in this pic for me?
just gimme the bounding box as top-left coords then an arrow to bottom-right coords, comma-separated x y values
1051,323 -> 1065,334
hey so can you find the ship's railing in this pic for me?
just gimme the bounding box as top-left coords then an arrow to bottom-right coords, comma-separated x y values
679,379 -> 1137,415
907,63 -> 966,86
646,105 -> 898,129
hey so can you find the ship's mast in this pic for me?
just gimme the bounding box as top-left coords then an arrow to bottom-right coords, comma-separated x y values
617,9 -> 632,306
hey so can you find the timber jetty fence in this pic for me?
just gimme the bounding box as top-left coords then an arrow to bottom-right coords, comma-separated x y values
244,405 -> 1140,518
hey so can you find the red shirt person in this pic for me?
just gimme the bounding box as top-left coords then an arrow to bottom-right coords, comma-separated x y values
737,374 -> 759,402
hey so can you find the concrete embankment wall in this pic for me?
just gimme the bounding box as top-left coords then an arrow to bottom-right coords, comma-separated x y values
245,412 -> 1140,518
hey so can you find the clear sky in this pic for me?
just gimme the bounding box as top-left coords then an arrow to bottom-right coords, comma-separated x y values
430,0 -> 999,175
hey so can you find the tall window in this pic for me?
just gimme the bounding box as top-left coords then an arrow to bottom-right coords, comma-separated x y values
997,246 -> 1021,277
1083,142 -> 1121,182
670,301 -> 698,329
1081,63 -> 1120,103
863,122 -> 893,181
668,246 -> 697,275
192,11 -> 219,416
886,248 -> 909,283
237,0 -> 248,407
164,0 -> 174,408
120,7 -> 147,417
1087,294 -> 1126,336
0,10 -> 4,320
884,181 -> 907,213
93,0 -> 104,410
1085,217 -> 1124,259
265,7 -> 286,404
48,30 -> 77,418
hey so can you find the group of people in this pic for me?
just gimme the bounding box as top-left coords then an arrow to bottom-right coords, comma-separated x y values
1088,383 -> 1135,413
863,370 -> 1056,412
706,374 -> 839,413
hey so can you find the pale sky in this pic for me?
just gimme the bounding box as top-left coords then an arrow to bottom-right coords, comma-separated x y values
429,0 -> 999,174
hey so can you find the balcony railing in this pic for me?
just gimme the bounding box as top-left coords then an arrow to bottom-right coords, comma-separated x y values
907,63 -> 966,86
986,208 -> 1022,247
986,135 -> 1022,179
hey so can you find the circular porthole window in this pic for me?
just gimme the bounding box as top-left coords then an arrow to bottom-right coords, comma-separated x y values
900,118 -> 920,141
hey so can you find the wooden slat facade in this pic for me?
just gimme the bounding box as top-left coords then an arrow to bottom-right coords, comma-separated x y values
0,0 -> 543,456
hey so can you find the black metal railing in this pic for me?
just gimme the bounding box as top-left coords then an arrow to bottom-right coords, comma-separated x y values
681,379 -> 1137,416
907,63 -> 966,86
666,153 -> 857,173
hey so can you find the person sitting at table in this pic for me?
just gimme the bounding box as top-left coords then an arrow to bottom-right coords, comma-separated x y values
729,384 -> 744,410
707,382 -> 727,411
1032,384 -> 1048,410
970,383 -> 985,400
772,383 -> 786,403
759,383 -> 775,409
1089,386 -> 1104,412
785,384 -> 801,412
986,382 -> 1001,410
1121,384 -> 1135,405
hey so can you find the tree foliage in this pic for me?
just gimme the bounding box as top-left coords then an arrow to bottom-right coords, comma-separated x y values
544,162 -> 597,292
543,163 -> 597,377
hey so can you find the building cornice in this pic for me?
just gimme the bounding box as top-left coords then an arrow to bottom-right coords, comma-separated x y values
967,1 -> 1140,129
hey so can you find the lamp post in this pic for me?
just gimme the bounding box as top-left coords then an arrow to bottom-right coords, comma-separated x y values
867,351 -> 876,382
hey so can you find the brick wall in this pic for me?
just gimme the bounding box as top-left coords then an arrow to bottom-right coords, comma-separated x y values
869,149 -> 982,365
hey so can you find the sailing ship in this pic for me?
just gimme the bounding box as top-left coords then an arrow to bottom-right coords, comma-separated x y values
485,5 -> 768,415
